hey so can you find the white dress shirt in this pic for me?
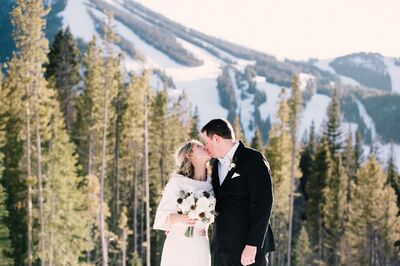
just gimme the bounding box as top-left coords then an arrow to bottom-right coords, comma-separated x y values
218,141 -> 240,185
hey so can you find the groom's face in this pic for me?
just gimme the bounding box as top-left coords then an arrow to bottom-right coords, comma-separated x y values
201,132 -> 219,158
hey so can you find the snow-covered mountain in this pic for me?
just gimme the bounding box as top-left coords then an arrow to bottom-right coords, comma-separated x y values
1,0 -> 400,168
313,52 -> 400,93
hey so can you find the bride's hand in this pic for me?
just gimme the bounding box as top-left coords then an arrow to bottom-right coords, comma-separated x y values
168,214 -> 196,225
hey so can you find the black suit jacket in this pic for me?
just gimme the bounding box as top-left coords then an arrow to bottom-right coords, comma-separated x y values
211,141 -> 275,255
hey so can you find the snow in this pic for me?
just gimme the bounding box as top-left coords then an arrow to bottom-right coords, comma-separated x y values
186,35 -> 255,70
45,0 -> 57,5
86,7 -> 226,125
256,78 -> 290,123
228,68 -> 240,103
115,32 -> 230,126
384,57 -> 400,93
314,59 -> 361,87
299,93 -> 331,139
341,122 -> 359,142
60,0 -> 97,42
298,73 -> 315,91
349,55 -> 384,73
255,77 -> 332,143
163,38 -> 228,125
113,15 -> 184,69
355,99 -> 376,139
83,7 -> 228,125
227,68 -> 256,139
362,143 -> 400,170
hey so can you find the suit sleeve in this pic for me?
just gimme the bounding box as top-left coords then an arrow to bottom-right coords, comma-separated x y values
246,153 -> 274,249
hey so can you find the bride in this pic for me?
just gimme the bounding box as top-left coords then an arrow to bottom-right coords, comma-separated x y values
153,140 -> 213,266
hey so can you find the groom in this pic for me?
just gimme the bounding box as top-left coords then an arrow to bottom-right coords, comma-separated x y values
201,118 -> 275,266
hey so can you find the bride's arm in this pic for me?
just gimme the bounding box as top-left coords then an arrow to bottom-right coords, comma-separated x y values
168,213 -> 195,225
153,178 -> 195,230
153,179 -> 177,231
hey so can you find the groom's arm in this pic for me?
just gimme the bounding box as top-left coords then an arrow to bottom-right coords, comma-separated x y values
245,152 -> 273,249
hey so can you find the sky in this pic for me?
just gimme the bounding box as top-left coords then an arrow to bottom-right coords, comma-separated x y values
135,0 -> 400,61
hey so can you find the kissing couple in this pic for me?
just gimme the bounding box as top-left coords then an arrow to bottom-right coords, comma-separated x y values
154,118 -> 275,266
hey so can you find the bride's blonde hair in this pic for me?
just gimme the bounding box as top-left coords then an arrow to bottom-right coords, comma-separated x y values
174,140 -> 210,179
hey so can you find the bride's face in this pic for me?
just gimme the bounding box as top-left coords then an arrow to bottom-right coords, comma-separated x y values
190,143 -> 211,163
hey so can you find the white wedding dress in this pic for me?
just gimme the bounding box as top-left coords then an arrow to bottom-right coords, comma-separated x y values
153,173 -> 214,266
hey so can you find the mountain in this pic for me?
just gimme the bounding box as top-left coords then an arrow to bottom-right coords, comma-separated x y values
313,52 -> 400,93
1,0 -> 400,167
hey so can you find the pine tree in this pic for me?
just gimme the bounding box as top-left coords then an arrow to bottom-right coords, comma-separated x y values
343,130 -> 355,203
294,225 -> 312,266
148,90 -> 168,266
9,0 -> 51,263
83,174 -> 101,264
45,27 -> 80,133
143,83 -> 151,266
233,113 -> 245,142
189,106 -> 200,139
73,34 -> 108,263
347,155 -> 400,265
265,89 -> 292,265
387,145 -> 400,209
98,13 -> 120,265
287,75 -> 302,265
321,155 -> 348,265
1,59 -> 27,265
305,138 -> 333,261
354,130 -> 363,172
117,207 -> 132,266
130,252 -> 142,266
111,67 -> 124,233
74,36 -> 104,177
0,72 -> 13,265
251,127 -> 263,150
42,81 -> 93,264
299,122 -> 316,199
0,179 -> 12,265
121,72 -> 147,258
324,88 -> 342,156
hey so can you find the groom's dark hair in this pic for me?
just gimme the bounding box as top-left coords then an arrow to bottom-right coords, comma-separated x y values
201,118 -> 235,140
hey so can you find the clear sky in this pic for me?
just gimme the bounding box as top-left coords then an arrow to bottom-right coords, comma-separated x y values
136,0 -> 400,61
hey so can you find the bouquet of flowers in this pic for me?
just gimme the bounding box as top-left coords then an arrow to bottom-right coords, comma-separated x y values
176,190 -> 217,237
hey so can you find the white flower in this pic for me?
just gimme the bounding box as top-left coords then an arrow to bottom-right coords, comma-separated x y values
229,162 -> 236,171
178,201 -> 190,213
190,209 -> 203,220
176,190 -> 216,225
197,196 -> 210,208
194,190 -> 204,199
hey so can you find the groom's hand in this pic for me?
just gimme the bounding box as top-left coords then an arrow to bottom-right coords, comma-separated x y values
241,245 -> 257,265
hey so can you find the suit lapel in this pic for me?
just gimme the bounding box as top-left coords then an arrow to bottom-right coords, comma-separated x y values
211,159 -> 220,194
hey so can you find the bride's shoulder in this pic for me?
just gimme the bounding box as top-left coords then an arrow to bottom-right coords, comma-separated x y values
164,173 -> 185,188
168,173 -> 187,182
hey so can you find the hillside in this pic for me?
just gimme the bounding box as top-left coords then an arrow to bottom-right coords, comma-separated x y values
1,0 -> 400,167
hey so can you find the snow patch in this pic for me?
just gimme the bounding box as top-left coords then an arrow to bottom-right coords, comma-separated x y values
163,38 -> 228,126
60,0 -> 97,42
256,78 -> 290,123
355,99 -> 376,139
362,143 -> 400,170
384,57 -> 400,93
314,59 -> 361,87
299,93 -> 331,139
298,73 -> 315,91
